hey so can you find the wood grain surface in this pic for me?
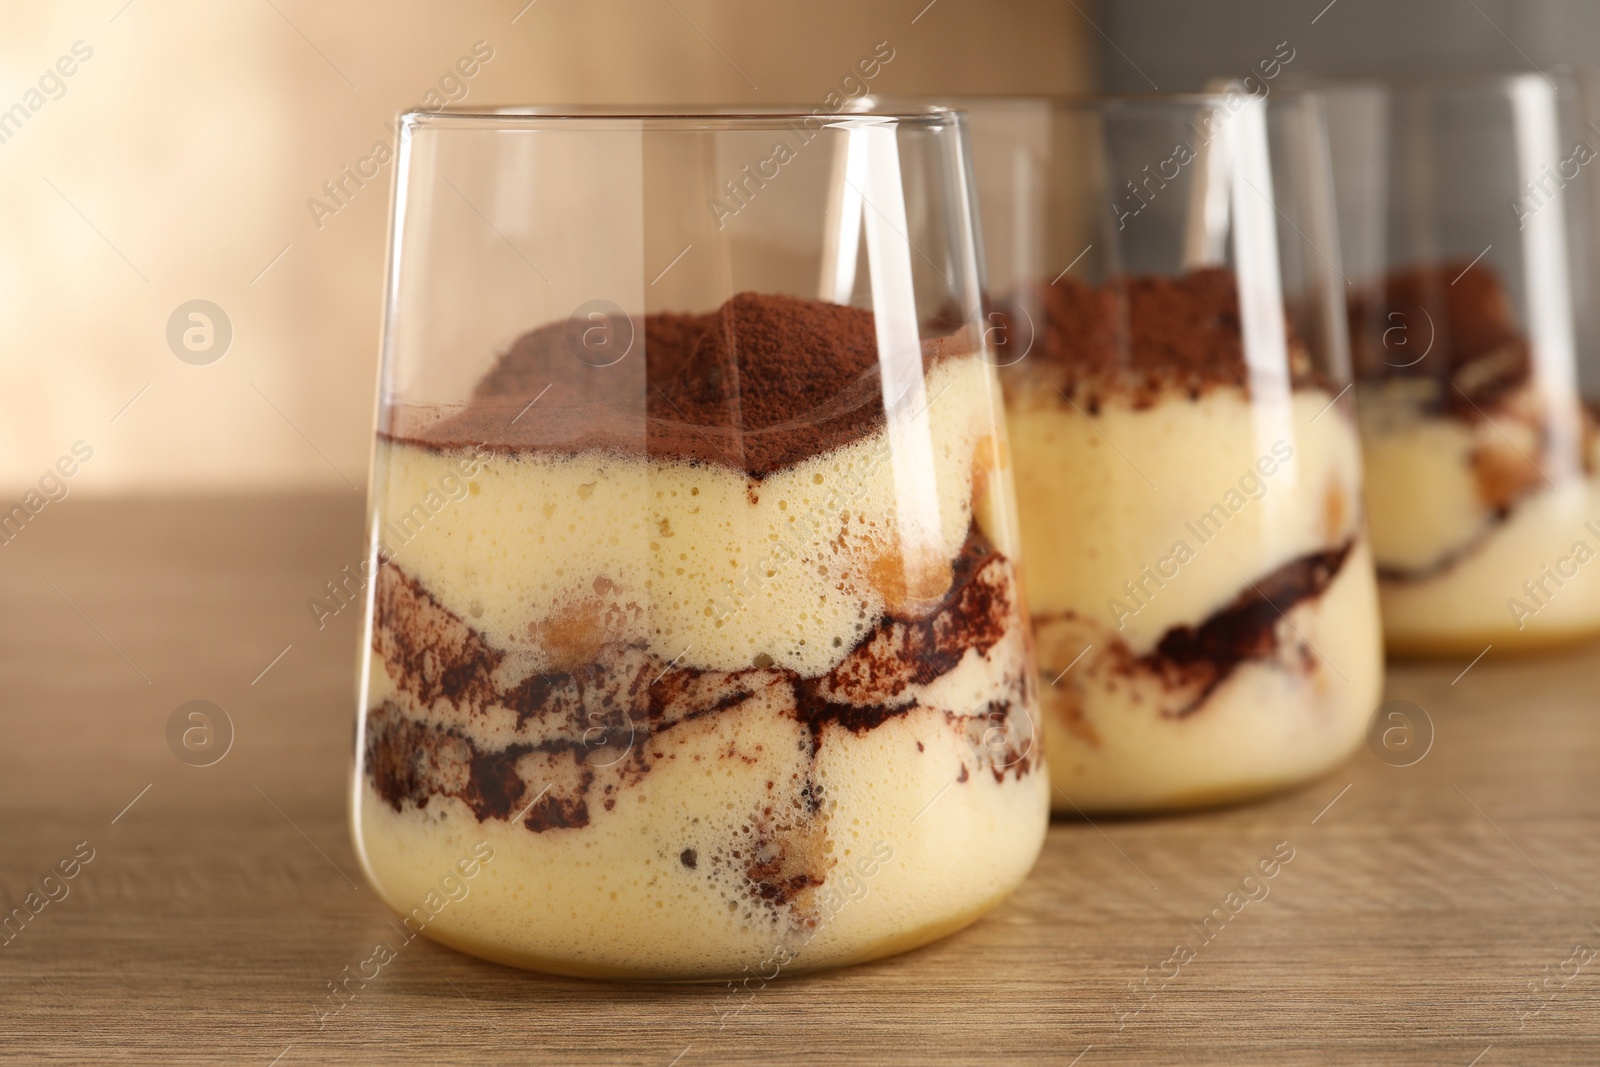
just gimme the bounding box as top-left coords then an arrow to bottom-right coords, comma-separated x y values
2,495 -> 1597,1065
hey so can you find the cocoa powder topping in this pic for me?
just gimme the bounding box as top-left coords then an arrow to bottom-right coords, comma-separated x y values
997,268 -> 1318,408
1346,260 -> 1532,415
385,292 -> 972,478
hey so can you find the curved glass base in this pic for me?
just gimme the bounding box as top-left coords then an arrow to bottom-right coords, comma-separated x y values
1384,622 -> 1600,659
394,888 -> 1015,983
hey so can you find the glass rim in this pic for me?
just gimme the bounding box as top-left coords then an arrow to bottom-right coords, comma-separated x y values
1281,67 -> 1579,95
862,89 -> 1325,113
399,103 -> 963,131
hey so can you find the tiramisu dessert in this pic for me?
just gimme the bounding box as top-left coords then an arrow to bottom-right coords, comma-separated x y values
353,292 -> 1047,980
1349,261 -> 1600,653
998,268 -> 1383,813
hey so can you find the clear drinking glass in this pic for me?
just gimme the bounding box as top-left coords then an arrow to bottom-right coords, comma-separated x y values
351,107 -> 1046,980
1322,73 -> 1600,655
958,93 -> 1383,813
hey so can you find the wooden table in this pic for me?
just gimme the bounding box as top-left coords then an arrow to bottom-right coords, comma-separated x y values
3,495 -> 1597,1065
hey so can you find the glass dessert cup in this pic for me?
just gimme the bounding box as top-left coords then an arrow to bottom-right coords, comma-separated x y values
959,94 -> 1384,813
1324,74 -> 1600,656
352,108 -> 1047,980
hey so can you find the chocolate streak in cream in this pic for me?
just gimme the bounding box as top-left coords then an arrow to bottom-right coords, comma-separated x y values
367,524 -> 1033,831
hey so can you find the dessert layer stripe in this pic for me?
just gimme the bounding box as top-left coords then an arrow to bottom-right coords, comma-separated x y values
367,523 -> 1036,833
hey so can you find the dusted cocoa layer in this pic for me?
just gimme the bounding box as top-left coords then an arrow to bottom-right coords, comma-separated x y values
996,268 -> 1320,409
1347,261 -> 1532,417
366,522 -> 1036,835
385,292 -> 975,478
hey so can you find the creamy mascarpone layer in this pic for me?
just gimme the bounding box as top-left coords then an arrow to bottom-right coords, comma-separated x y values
1007,385 -> 1383,812
371,354 -> 1021,678
355,696 -> 1047,979
1010,386 -> 1366,648
1375,476 -> 1600,651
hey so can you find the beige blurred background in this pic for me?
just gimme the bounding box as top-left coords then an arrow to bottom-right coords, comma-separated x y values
0,0 -> 1094,496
